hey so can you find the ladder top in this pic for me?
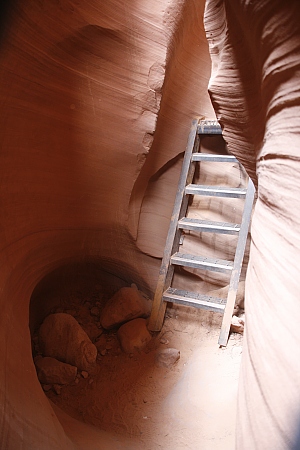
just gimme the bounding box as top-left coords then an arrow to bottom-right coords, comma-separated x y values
197,120 -> 222,135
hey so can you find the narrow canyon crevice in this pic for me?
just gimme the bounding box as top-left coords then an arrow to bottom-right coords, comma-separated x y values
1,0 -> 300,449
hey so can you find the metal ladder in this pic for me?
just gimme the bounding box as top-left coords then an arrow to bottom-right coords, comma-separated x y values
148,119 -> 255,346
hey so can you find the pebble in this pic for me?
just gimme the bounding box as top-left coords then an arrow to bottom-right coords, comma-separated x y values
90,307 -> 100,316
42,384 -> 52,392
81,371 -> 89,379
160,337 -> 169,345
53,384 -> 62,395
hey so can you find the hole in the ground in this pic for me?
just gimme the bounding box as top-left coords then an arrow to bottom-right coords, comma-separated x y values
29,260 -> 177,437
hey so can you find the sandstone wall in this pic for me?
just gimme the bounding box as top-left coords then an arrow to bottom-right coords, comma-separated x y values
0,0 -> 216,448
205,1 -> 300,448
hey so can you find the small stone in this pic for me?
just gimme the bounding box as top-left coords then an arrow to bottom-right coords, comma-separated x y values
230,315 -> 245,334
81,371 -> 89,379
90,307 -> 100,317
75,378 -> 79,384
53,384 -> 62,395
100,349 -> 106,356
155,348 -> 180,368
160,337 -> 169,345
89,378 -> 94,385
42,384 -> 52,392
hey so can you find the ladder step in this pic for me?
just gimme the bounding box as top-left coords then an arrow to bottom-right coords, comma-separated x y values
178,218 -> 240,234
171,252 -> 234,273
185,184 -> 247,198
192,154 -> 238,163
163,288 -> 226,313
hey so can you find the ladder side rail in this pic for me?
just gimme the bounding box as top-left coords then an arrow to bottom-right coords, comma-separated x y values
148,119 -> 199,331
218,177 -> 256,346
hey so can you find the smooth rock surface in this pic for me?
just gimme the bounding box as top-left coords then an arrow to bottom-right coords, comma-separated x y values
35,357 -> 77,385
117,318 -> 152,354
100,287 -> 152,330
39,313 -> 97,371
205,1 -> 300,448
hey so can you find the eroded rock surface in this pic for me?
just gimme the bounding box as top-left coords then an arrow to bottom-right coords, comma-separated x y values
39,313 -> 97,371
205,1 -> 300,448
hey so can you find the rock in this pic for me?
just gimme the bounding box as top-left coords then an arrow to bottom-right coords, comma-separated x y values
42,384 -> 52,392
117,318 -> 152,353
155,348 -> 180,368
100,286 -> 152,330
39,313 -> 97,371
35,357 -> 77,385
81,371 -> 89,379
53,384 -> 62,395
90,306 -> 100,317
230,315 -> 245,334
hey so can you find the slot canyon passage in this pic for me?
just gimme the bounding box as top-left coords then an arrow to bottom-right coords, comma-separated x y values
1,0 -> 300,449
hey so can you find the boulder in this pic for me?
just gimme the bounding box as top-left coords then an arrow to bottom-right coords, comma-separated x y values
155,348 -> 180,368
39,313 -> 97,371
35,357 -> 77,385
100,286 -> 152,330
117,318 -> 152,353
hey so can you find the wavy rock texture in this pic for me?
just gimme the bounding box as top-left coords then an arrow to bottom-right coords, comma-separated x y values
0,0 -> 217,448
1,0 -> 298,448
205,1 -> 300,448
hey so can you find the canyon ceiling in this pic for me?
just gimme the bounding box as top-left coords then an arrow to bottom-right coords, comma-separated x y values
0,0 -> 300,449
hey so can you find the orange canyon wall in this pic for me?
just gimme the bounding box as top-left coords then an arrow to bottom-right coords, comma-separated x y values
0,0 -> 300,448
205,1 -> 300,448
0,1 -> 215,448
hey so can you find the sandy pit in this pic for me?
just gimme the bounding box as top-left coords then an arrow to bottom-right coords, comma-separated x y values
30,263 -> 242,450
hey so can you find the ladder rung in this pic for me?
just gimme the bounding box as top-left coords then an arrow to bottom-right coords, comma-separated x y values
185,184 -> 247,198
171,252 -> 234,273
163,288 -> 226,313
178,218 -> 240,234
192,154 -> 238,163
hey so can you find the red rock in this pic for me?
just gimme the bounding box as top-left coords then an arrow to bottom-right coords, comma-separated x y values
100,287 -> 152,330
35,357 -> 77,385
117,318 -> 152,353
39,313 -> 97,371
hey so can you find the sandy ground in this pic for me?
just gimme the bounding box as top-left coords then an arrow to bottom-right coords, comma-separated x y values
47,312 -> 242,449
32,267 -> 242,450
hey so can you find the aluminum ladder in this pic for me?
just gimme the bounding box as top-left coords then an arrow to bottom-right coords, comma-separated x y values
148,119 -> 255,346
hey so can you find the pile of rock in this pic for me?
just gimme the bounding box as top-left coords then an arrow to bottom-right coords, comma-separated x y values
99,285 -> 153,354
34,284 -> 156,393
